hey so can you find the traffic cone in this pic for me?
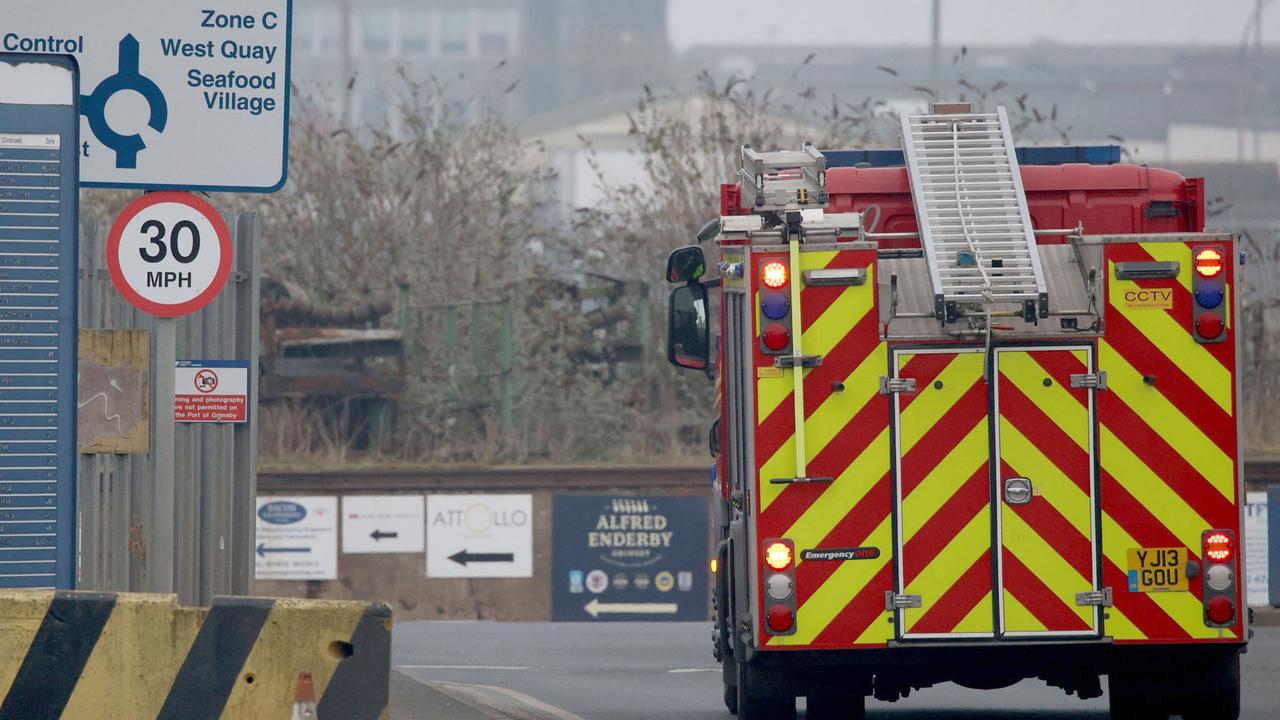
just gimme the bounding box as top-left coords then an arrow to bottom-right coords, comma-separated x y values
291,672 -> 318,720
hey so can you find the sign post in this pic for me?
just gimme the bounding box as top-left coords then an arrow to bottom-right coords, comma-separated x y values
106,191 -> 233,591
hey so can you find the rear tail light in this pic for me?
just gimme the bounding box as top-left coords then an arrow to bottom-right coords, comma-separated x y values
1201,529 -> 1238,627
1191,245 -> 1229,344
1206,596 -> 1235,625
767,604 -> 795,633
761,262 -> 789,288
1204,532 -> 1233,563
1196,312 -> 1225,340
1194,248 -> 1224,278
762,539 -> 797,635
765,541 -> 793,571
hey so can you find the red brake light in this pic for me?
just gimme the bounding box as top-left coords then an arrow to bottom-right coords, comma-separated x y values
1196,312 -> 1225,340
765,541 -> 792,571
1206,596 -> 1235,624
1194,248 -> 1224,278
762,323 -> 790,351
1205,532 -> 1233,563
761,262 -> 788,289
767,604 -> 795,633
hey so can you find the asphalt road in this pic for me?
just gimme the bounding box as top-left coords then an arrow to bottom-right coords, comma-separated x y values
392,622 -> 1280,720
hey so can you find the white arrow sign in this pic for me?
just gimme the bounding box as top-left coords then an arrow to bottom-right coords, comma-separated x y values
584,599 -> 678,618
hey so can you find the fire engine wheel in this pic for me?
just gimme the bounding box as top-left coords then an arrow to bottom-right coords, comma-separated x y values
735,662 -> 795,720
805,694 -> 866,720
723,681 -> 738,715
1108,672 -> 1171,720
1179,654 -> 1240,720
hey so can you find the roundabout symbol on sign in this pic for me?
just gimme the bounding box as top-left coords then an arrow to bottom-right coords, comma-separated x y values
107,192 -> 233,317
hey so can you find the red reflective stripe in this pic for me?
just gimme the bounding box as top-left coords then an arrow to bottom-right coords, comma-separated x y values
895,352 -> 959,413
1001,550 -> 1091,632
797,251 -> 868,333
900,380 -> 988,498
1102,309 -> 1235,457
755,310 -> 879,464
902,465 -> 990,585
812,562 -> 895,646
1098,396 -> 1236,527
1103,558 -> 1193,641
909,552 -> 993,634
793,476 -> 892,607
997,380 -> 1091,495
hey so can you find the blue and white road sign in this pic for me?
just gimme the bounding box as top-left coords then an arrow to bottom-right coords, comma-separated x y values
254,496 -> 337,580
0,55 -> 80,590
4,1 -> 292,192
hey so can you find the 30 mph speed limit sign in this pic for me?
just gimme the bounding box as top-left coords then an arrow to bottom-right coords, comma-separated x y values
107,192 -> 234,317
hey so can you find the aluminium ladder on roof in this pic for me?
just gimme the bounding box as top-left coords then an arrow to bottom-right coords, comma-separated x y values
899,105 -> 1049,321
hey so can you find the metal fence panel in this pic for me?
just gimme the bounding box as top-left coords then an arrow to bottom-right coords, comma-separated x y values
76,211 -> 259,604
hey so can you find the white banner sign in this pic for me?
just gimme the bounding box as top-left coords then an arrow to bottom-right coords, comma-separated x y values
255,496 -> 337,580
426,494 -> 533,578
1246,491 -> 1269,607
5,1 -> 291,191
342,496 -> 425,554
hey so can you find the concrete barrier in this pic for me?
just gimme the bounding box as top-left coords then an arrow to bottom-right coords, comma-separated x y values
0,590 -> 390,719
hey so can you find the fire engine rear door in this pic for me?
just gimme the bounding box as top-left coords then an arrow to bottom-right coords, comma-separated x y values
893,348 -> 994,639
993,346 -> 1101,637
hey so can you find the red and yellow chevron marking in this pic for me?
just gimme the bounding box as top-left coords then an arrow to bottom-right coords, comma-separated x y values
1098,240 -> 1241,643
896,350 -> 994,637
996,348 -> 1097,635
753,246 -> 893,649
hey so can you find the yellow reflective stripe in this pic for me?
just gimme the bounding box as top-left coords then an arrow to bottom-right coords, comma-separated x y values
998,419 -> 1092,538
1140,242 -> 1192,293
786,430 -> 891,567
953,591 -> 994,634
1099,425 -> 1212,550
904,509 -> 992,633
1106,260 -> 1231,414
1101,513 -> 1239,641
1001,511 -> 1094,630
998,350 -> 1090,451
1100,341 -> 1234,500
759,344 -> 885,512
1104,605 -> 1144,641
757,374 -> 790,425
898,352 -> 984,454
901,422 -> 988,541
1002,591 -> 1046,633
770,517 -> 891,647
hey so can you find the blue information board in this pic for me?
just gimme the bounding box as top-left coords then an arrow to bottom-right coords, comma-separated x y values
552,495 -> 709,622
0,54 -> 79,589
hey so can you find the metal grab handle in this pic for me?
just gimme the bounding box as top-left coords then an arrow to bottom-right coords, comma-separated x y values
1004,477 -> 1033,505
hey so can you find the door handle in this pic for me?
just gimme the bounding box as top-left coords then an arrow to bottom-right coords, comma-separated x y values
1004,477 -> 1033,505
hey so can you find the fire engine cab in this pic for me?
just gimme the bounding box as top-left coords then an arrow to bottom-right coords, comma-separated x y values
665,103 -> 1246,720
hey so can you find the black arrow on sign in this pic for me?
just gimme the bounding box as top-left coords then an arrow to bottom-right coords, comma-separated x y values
370,529 -> 399,541
449,549 -> 514,566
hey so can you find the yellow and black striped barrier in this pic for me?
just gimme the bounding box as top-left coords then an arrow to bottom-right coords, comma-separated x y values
0,590 -> 391,719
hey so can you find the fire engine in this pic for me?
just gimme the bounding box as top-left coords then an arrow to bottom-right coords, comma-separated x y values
665,103 -> 1246,720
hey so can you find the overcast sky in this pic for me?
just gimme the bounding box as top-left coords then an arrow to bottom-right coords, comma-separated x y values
668,0 -> 1279,49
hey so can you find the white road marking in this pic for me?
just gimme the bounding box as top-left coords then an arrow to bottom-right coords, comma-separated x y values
668,668 -> 718,674
397,664 -> 530,671
436,680 -> 590,720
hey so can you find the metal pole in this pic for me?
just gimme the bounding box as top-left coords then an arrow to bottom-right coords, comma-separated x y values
930,0 -> 941,90
147,316 -> 176,592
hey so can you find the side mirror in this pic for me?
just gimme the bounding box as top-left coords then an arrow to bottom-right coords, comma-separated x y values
667,283 -> 710,371
666,245 -> 706,284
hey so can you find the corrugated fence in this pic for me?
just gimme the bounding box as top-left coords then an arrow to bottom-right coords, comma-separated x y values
76,211 -> 260,605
